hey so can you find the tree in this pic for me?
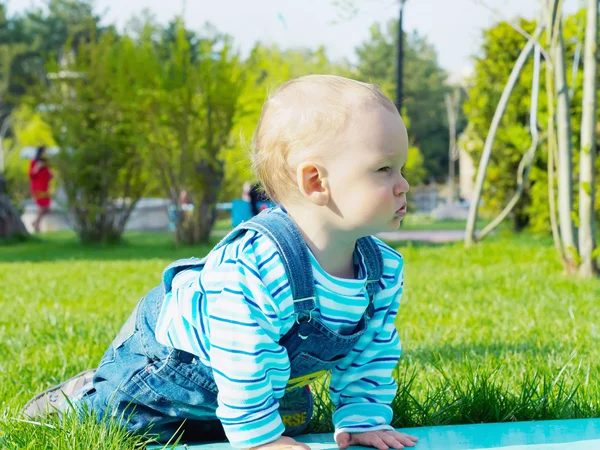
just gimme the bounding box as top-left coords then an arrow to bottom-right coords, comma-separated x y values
30,31 -> 150,243
462,9 -> 599,227
0,5 -> 33,240
464,23 -> 544,243
0,119 -> 29,239
463,3 -> 599,276
1,0 -> 106,241
138,20 -> 244,245
577,0 -> 598,276
355,21 -> 451,180
4,0 -> 105,120
219,45 -> 290,202
547,1 -> 577,267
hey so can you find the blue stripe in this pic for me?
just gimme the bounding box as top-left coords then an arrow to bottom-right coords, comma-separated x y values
211,343 -> 286,357
208,316 -> 260,328
257,251 -> 277,270
239,259 -> 261,279
373,335 -> 396,344
219,403 -> 277,426
243,233 -> 260,250
223,287 -> 244,296
350,357 -> 398,368
213,366 -> 289,384
340,394 -> 377,403
330,378 -> 386,392
244,296 -> 278,319
271,281 -> 289,298
198,286 -> 208,336
191,324 -> 209,359
377,243 -> 403,260
220,395 -> 275,412
167,331 -> 176,348
318,313 -> 360,325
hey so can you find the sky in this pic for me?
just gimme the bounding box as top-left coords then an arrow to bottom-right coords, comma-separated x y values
9,0 -> 583,77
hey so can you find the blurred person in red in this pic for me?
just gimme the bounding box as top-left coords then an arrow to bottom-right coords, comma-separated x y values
29,146 -> 53,232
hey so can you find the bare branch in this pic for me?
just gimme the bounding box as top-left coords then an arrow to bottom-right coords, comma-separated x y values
465,25 -> 544,246
470,0 -> 552,64
478,44 -> 543,240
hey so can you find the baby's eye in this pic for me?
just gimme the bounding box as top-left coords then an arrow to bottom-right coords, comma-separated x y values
377,166 -> 392,173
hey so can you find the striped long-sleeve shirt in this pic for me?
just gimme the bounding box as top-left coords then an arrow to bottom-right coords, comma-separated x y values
155,230 -> 404,448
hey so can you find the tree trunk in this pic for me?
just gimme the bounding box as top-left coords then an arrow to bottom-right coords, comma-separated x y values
553,23 -> 578,268
578,0 -> 598,277
544,0 -> 566,263
176,161 -> 224,245
176,195 -> 219,245
476,44 -> 542,242
465,26 -> 543,246
0,175 -> 29,240
445,90 -> 459,203
395,0 -> 405,111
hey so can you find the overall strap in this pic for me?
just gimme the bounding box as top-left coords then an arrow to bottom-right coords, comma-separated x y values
206,208 -> 316,314
242,209 -> 316,314
162,257 -> 205,292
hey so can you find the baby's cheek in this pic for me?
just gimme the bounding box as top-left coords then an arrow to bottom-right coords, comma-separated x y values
358,190 -> 389,215
370,188 -> 393,208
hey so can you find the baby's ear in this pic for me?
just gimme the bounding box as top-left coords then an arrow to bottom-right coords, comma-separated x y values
296,162 -> 329,206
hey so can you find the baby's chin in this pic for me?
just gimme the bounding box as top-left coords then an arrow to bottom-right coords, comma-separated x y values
386,215 -> 404,231
366,217 -> 404,236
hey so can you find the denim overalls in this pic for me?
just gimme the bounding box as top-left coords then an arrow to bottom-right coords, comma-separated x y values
80,208 -> 383,443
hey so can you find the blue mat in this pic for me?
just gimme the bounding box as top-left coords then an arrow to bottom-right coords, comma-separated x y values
149,419 -> 600,449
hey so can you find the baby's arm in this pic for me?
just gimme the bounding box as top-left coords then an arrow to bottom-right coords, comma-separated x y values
329,264 -> 414,448
206,236 -> 293,449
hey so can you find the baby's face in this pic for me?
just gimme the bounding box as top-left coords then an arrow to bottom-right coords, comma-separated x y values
324,103 -> 410,236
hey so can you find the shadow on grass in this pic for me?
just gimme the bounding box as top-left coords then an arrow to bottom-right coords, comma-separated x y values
3,227 -> 581,263
1,228 -> 465,263
0,230 -> 220,263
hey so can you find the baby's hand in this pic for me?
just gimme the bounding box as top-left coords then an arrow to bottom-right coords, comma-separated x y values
249,436 -> 310,450
336,430 -> 418,450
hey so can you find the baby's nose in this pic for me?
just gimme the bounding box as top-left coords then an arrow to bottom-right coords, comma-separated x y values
395,178 -> 410,196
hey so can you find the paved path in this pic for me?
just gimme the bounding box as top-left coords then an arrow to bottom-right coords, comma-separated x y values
377,229 -> 466,243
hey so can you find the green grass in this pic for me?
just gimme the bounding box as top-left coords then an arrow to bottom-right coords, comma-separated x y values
1,230 -> 599,448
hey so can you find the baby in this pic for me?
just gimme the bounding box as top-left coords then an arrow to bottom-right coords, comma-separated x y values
25,75 -> 417,450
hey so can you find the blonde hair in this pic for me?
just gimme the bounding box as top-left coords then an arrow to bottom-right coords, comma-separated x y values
251,74 -> 396,204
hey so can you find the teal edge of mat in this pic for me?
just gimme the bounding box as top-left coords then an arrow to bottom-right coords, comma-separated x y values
148,418 -> 600,450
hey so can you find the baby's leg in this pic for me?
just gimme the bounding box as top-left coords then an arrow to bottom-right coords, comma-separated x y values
22,369 -> 96,418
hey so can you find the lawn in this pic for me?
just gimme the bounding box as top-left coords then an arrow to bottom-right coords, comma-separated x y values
0,229 -> 599,449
